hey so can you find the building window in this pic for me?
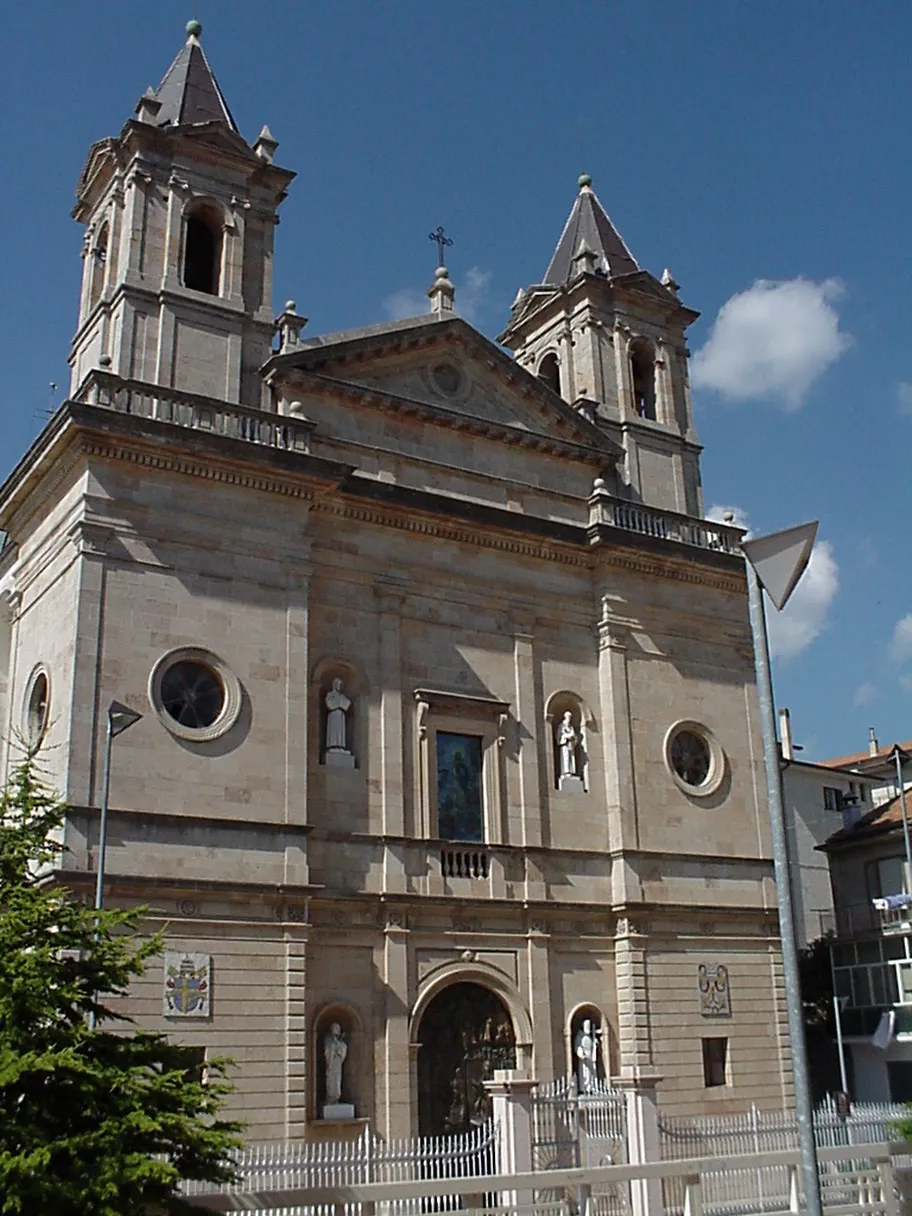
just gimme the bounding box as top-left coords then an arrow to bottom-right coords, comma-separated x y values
630,341 -> 656,420
149,647 -> 242,743
538,352 -> 561,396
702,1037 -> 728,1087
184,206 -> 222,295
867,855 -> 907,900
436,732 -> 483,842
25,670 -> 50,746
823,786 -> 843,812
664,721 -> 726,798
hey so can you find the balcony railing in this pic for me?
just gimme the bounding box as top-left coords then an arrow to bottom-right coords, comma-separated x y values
588,485 -> 741,555
75,371 -> 314,455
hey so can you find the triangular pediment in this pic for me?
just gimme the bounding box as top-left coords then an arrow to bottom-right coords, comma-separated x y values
267,315 -> 621,460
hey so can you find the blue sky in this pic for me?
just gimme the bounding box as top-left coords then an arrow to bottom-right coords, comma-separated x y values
1,0 -> 909,760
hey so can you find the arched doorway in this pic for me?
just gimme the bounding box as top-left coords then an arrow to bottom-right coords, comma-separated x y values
417,982 -> 516,1136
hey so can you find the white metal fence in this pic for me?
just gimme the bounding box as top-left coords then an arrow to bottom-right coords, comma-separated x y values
658,1098 -> 910,1215
180,1120 -> 496,1216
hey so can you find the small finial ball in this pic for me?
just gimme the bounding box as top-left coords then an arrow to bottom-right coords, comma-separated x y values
723,511 -> 734,524
99,354 -> 112,367
593,477 -> 606,491
285,299 -> 296,313
435,266 -> 448,279
578,173 -> 592,188
186,18 -> 202,37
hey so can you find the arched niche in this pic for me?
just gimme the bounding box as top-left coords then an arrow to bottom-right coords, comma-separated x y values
545,691 -> 594,793
629,339 -> 657,420
312,1002 -> 362,1120
537,351 -> 561,397
310,656 -> 367,769
182,198 -> 225,296
566,1002 -> 617,1089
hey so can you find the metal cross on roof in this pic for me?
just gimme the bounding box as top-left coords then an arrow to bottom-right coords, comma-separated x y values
429,225 -> 453,268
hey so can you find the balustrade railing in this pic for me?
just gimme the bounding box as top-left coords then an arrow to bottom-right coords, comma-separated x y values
588,488 -> 741,555
440,848 -> 489,880
75,371 -> 313,455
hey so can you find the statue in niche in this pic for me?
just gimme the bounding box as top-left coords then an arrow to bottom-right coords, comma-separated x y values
574,1017 -> 599,1094
324,677 -> 354,767
556,710 -> 578,778
323,1021 -> 348,1104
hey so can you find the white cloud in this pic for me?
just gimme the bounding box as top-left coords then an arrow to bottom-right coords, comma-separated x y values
853,681 -> 879,708
383,287 -> 427,321
891,614 -> 912,664
706,503 -> 752,535
766,540 -> 839,662
458,266 -> 492,324
382,267 -> 493,325
691,278 -> 851,408
898,382 -> 912,417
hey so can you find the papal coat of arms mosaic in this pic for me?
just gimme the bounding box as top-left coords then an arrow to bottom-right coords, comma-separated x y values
697,963 -> 730,1017
163,951 -> 211,1018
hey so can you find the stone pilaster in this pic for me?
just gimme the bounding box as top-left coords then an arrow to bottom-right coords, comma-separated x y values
377,585 -> 407,892
615,915 -> 653,1076
511,622 -> 542,851
596,615 -> 637,865
525,918 -> 554,1081
381,909 -> 411,1137
284,924 -> 309,1140
284,572 -> 311,885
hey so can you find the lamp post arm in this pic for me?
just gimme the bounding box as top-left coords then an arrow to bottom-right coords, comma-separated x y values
746,562 -> 823,1216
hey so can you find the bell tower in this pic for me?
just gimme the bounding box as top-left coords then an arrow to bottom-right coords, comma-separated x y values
500,175 -> 704,517
69,21 -> 294,407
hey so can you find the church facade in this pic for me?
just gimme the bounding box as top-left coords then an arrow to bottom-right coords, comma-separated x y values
0,24 -> 791,1141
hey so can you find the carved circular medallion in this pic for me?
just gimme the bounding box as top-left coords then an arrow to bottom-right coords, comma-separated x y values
431,362 -> 462,396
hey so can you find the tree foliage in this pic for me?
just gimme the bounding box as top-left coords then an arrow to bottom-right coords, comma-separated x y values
0,753 -> 243,1215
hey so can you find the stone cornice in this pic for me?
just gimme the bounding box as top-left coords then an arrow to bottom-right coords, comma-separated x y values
1,400 -> 744,597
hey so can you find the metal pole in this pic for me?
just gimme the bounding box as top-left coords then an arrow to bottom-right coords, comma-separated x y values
94,716 -> 114,913
88,717 -> 114,1032
832,995 -> 848,1096
893,747 -> 912,895
746,562 -> 823,1216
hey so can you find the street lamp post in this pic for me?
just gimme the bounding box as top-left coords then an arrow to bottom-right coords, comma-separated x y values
741,521 -> 823,1216
88,699 -> 142,1031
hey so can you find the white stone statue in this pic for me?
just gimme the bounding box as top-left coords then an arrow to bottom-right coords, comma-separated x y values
323,1021 -> 348,1104
324,677 -> 352,754
574,1018 -> 599,1094
557,711 -> 579,778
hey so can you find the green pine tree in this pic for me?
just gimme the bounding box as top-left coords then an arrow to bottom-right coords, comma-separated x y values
0,752 -> 244,1215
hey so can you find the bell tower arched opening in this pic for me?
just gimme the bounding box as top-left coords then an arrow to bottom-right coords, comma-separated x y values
183,205 -> 222,295
417,981 -> 516,1136
538,352 -> 561,397
630,340 -> 656,420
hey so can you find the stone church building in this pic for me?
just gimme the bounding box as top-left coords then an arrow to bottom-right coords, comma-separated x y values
0,23 -> 791,1141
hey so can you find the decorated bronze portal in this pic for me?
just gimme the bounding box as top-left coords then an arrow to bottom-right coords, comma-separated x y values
417,982 -> 516,1136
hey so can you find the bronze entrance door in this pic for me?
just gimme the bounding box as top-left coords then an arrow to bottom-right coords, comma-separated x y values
417,982 -> 516,1136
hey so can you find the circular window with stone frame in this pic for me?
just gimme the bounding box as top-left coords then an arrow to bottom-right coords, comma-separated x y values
148,647 -> 242,743
663,720 -> 726,798
429,360 -> 465,398
23,667 -> 50,747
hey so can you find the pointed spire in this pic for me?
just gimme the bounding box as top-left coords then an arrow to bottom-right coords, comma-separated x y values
150,20 -> 239,132
543,174 -> 638,285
